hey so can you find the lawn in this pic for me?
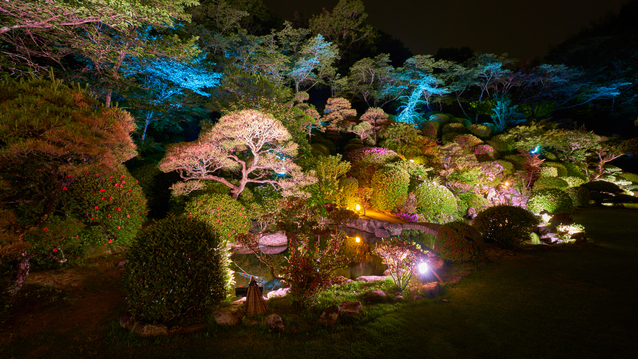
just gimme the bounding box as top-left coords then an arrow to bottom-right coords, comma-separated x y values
2,207 -> 637,359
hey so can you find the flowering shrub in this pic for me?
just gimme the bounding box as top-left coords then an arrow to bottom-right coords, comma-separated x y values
532,177 -> 569,192
473,205 -> 539,249
125,215 -> 229,325
395,212 -> 419,222
474,144 -> 499,161
372,237 -> 427,292
414,182 -> 459,223
526,189 -> 574,214
371,165 -> 410,211
347,147 -> 401,187
184,193 -> 251,242
435,221 -> 485,262
496,160 -> 515,175
58,168 -> 147,251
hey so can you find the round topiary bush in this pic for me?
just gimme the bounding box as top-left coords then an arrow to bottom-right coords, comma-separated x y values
543,162 -> 568,177
582,180 -> 622,194
435,220 -> 485,262
527,189 -> 574,214
532,177 -> 569,192
539,167 -> 558,178
185,193 -> 251,242
371,165 -> 410,211
419,121 -> 438,139
414,182 -> 459,223
442,122 -> 466,134
347,147 -> 401,187
125,215 -> 229,325
456,192 -> 489,214
562,176 -> 586,188
563,162 -> 588,180
454,134 -> 483,151
473,205 -> 539,249
566,186 -> 591,207
467,124 -> 492,138
620,172 -> 638,183
496,160 -> 515,175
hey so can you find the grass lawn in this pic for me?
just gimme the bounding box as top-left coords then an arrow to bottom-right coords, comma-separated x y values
2,207 -> 638,358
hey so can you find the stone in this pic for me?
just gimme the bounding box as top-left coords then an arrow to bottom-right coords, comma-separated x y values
338,301 -> 363,319
355,275 -> 388,283
266,314 -> 285,332
119,311 -> 134,330
427,256 -> 445,271
374,228 -> 390,238
421,282 -> 441,298
169,323 -> 207,335
442,298 -> 449,303
132,322 -> 168,337
394,294 -> 404,302
571,232 -> 586,243
442,275 -> 462,283
116,260 -> 129,270
257,231 -> 287,247
318,305 -> 340,325
413,294 -> 426,301
384,223 -> 403,236
266,287 -> 290,299
214,305 -> 244,326
363,289 -> 387,303
231,297 -> 247,305
258,245 -> 287,254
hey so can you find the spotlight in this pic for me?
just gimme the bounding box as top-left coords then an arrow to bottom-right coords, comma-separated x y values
418,262 -> 428,274
355,236 -> 361,243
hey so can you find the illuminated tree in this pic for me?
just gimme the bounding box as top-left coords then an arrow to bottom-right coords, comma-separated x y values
323,97 -> 357,132
347,121 -> 373,142
0,75 -> 138,293
360,107 -> 391,145
346,54 -> 406,108
159,109 -> 316,199
287,34 -> 339,92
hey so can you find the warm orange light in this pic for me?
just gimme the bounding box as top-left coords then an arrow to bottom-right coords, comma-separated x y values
355,236 -> 361,243
355,204 -> 361,211
409,159 -> 414,163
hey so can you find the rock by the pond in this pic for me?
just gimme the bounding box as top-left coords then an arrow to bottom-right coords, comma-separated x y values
266,313 -> 285,332
339,301 -> 363,319
355,275 -> 388,283
364,289 -> 387,303
318,305 -> 340,325
374,228 -> 390,238
132,322 -> 168,337
214,305 -> 244,326
258,231 -> 287,246
257,245 -> 287,254
266,287 -> 290,299
385,223 -> 402,236
421,282 -> 441,298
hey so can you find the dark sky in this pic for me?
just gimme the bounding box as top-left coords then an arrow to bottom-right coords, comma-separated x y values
262,0 -> 628,61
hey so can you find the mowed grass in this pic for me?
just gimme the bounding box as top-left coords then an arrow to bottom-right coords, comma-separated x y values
3,208 -> 638,359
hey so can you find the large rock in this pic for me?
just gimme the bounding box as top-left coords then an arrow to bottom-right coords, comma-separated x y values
266,313 -> 285,332
258,231 -> 287,246
374,228 -> 390,238
339,301 -> 363,320
318,305 -> 340,325
385,223 -> 403,236
214,305 -> 244,326
258,245 -> 287,254
421,282 -> 441,298
363,289 -> 387,303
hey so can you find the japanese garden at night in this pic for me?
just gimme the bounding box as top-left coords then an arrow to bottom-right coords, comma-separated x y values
2,0 -> 638,358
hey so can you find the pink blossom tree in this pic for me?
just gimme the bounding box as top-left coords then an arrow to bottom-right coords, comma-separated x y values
159,109 -> 316,199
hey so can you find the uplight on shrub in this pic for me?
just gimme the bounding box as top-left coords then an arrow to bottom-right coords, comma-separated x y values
418,262 -> 428,274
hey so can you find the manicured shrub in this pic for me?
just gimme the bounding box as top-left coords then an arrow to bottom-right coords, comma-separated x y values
527,189 -> 574,214
582,180 -> 622,194
566,187 -> 592,207
435,221 -> 485,262
441,132 -> 460,144
487,134 -> 515,153
371,165 -> 410,211
611,194 -> 638,204
420,121 -> 438,138
454,134 -> 483,151
503,154 -> 525,169
532,177 -> 569,192
496,160 -> 515,175
543,162 -> 568,177
311,143 -> 331,156
539,167 -> 558,178
338,177 -> 359,209
125,215 -> 229,324
620,172 -> 638,183
562,176 -> 586,188
184,193 -> 251,242
429,113 -> 450,124
456,192 -> 489,213
414,182 -> 459,223
563,162 -> 588,180
473,205 -> 539,249
474,144 -> 499,161
442,122 -> 466,134
467,124 -> 492,138
347,147 -> 401,187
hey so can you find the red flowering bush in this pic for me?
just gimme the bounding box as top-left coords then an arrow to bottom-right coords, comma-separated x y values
372,237 -> 427,292
435,221 -> 485,262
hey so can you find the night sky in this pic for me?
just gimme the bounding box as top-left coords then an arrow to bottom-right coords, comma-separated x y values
262,0 -> 628,61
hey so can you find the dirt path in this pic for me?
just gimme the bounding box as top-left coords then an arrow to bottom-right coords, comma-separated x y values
0,254 -> 128,358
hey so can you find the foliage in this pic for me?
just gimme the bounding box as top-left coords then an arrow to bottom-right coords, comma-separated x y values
360,107 -> 391,145
346,147 -> 401,187
237,198 -> 358,305
543,162 -> 568,177
532,177 -> 569,192
338,177 -> 359,210
456,192 -> 489,213
473,205 -> 539,249
414,182 -> 459,223
371,165 -> 410,212
380,122 -> 429,158
323,97 -> 357,132
467,124 -> 492,138
435,221 -> 485,262
309,154 -> 352,204
526,189 -> 574,214
159,109 -> 316,199
581,181 -> 622,194
555,223 -> 586,243
454,134 -> 484,152
566,187 -> 592,207
519,150 -> 544,188
539,167 -> 558,178
562,176 -> 586,188
346,55 -> 406,109
124,215 -> 229,325
371,237 -> 427,292
620,172 -> 638,184
184,193 -> 251,242
489,94 -> 527,131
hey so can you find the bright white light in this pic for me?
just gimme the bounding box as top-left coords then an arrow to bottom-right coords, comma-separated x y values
418,262 -> 428,274
355,236 -> 361,243
409,159 -> 414,163
541,213 -> 552,223
355,204 -> 361,211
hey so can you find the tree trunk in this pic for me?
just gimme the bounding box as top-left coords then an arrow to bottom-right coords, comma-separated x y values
6,251 -> 35,295
105,89 -> 112,108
